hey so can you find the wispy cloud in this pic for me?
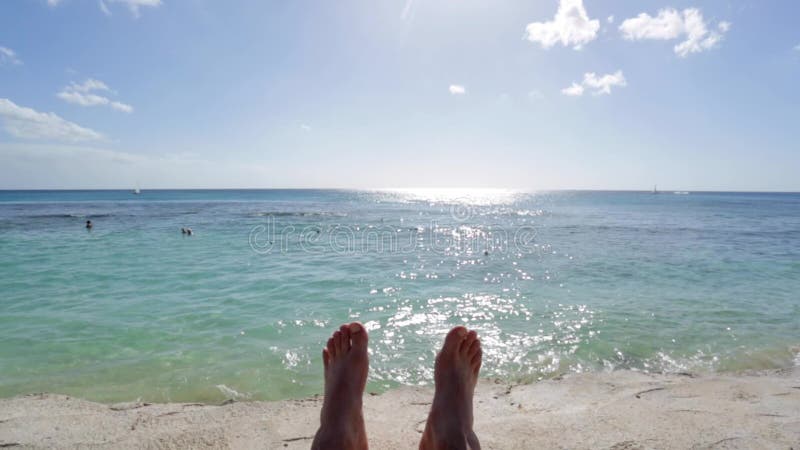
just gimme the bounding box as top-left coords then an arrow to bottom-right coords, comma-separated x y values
0,46 -> 22,66
562,70 -> 626,96
400,0 -> 415,21
49,0 -> 161,17
528,90 -> 543,100
524,0 -> 600,50
57,78 -> 134,113
561,83 -> 584,97
108,102 -> 131,113
99,0 -> 112,16
67,78 -> 112,93
619,8 -> 730,57
449,85 -> 466,95
0,143 -> 278,189
106,0 -> 163,18
794,43 -> 800,52
0,98 -> 105,142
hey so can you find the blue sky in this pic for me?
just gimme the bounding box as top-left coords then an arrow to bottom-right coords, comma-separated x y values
0,0 -> 798,190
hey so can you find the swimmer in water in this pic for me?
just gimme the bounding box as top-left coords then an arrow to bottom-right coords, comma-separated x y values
186,228 -> 193,236
181,228 -> 186,234
86,220 -> 92,230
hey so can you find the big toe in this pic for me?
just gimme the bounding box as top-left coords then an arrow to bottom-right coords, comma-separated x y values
442,326 -> 468,356
349,322 -> 368,351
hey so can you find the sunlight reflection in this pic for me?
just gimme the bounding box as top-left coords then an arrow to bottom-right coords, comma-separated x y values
376,188 -> 526,205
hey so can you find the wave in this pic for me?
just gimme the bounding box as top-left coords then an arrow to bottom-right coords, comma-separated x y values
23,213 -> 115,219
215,384 -> 252,400
248,211 -> 348,218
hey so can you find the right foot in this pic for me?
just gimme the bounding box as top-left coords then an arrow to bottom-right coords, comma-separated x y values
420,326 -> 482,450
311,322 -> 369,450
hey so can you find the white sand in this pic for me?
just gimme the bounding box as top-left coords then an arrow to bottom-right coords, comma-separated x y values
1,369 -> 799,449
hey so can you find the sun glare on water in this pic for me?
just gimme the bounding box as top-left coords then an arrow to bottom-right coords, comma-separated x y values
379,188 -> 525,205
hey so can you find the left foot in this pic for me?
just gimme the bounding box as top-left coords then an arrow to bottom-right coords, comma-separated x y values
311,322 -> 369,450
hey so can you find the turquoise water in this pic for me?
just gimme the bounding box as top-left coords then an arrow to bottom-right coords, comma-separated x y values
0,189 -> 798,403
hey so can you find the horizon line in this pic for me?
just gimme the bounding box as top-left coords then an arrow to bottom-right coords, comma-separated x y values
1,188 -> 799,194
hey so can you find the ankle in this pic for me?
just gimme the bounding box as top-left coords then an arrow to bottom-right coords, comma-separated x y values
320,408 -> 364,432
312,430 -> 358,450
430,393 -> 472,426
425,408 -> 473,444
422,424 -> 472,450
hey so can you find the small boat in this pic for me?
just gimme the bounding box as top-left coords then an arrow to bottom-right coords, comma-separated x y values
652,185 -> 658,194
133,184 -> 141,195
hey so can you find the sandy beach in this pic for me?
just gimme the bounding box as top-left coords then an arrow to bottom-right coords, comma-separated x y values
1,368 -> 798,449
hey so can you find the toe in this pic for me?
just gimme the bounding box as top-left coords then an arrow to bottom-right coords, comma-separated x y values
470,348 -> 482,374
461,330 -> 478,355
322,348 -> 330,370
443,326 -> 468,354
334,331 -> 344,353
467,337 -> 481,358
339,324 -> 352,352
327,337 -> 336,358
349,322 -> 368,351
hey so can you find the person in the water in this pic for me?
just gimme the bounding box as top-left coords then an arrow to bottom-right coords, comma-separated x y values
85,220 -> 92,229
311,324 -> 482,450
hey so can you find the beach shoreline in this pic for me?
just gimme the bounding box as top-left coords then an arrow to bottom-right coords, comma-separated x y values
1,368 -> 798,449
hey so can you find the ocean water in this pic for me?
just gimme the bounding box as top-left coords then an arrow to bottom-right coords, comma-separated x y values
0,189 -> 798,403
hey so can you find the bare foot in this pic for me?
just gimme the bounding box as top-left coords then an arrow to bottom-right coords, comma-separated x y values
419,326 -> 482,450
311,322 -> 369,450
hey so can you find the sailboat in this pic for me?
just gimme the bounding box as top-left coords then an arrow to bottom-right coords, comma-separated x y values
652,185 -> 658,195
133,183 -> 141,195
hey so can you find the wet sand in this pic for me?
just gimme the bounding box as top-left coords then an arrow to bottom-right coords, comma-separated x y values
1,369 -> 798,449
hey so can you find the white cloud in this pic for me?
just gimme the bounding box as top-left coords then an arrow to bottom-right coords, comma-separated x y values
57,78 -> 133,113
620,9 -> 683,41
449,84 -> 466,95
300,124 -> 311,132
68,78 -> 111,93
110,102 -> 133,113
106,0 -> 162,18
582,71 -> 626,95
607,15 -> 614,24
524,0 -> 600,50
0,46 -> 22,66
561,83 -> 584,96
0,98 -> 104,142
47,0 -> 63,6
619,8 -> 730,57
795,43 -> 800,51
562,70 -> 626,96
57,91 -> 109,107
